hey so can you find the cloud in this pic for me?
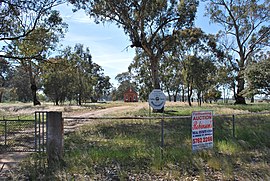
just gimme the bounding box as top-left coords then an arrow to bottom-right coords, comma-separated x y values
66,11 -> 94,24
57,4 -> 95,24
64,32 -> 112,44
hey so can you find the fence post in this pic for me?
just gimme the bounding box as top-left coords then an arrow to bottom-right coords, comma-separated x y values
161,110 -> 165,160
232,114 -> 235,138
47,112 -> 64,169
4,117 -> 7,146
34,113 -> 37,152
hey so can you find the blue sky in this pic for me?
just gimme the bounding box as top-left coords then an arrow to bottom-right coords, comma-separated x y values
55,2 -> 220,87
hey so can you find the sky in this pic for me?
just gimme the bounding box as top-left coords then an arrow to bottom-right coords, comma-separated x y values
55,2 -> 220,87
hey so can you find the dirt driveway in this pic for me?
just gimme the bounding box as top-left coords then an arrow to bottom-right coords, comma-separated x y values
0,102 -> 149,178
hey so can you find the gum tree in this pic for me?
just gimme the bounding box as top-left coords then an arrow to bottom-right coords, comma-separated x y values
1,0 -> 67,105
9,12 -> 67,105
0,58 -> 13,102
205,0 -> 270,104
69,0 -> 198,89
0,0 -> 65,60
245,55 -> 270,97
129,50 -> 154,101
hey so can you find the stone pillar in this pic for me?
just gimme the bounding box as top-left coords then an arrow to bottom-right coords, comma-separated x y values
47,112 -> 64,169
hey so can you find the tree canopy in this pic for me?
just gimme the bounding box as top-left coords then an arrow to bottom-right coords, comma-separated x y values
0,0 -> 67,60
69,0 -> 199,89
41,44 -> 112,105
245,55 -> 270,96
205,0 -> 270,104
1,0 -> 270,104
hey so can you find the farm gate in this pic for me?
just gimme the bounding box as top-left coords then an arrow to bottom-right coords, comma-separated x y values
0,112 -> 47,153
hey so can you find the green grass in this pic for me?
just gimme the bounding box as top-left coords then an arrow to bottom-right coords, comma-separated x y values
6,103 -> 270,180
219,102 -> 270,112
0,115 -> 36,133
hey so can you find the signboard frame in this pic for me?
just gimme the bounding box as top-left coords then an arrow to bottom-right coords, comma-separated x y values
192,110 -> 213,151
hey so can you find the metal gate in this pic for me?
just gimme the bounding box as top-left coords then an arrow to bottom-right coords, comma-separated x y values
0,112 -> 47,153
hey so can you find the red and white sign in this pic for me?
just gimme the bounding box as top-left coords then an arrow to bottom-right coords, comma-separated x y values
192,111 -> 213,151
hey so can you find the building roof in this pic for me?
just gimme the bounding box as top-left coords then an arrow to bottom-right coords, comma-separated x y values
124,88 -> 137,95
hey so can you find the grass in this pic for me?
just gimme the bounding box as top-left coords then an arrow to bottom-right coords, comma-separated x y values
0,115 -> 35,133
218,102 -> 270,112
3,102 -> 270,180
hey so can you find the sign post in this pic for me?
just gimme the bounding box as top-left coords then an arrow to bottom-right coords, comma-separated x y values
148,89 -> 166,159
192,111 -> 213,151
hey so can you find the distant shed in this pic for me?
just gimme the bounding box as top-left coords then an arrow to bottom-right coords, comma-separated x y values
124,88 -> 138,102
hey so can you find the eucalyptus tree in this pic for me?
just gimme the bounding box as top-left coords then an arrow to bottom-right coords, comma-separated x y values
115,72 -> 132,84
89,65 -> 112,102
203,87 -> 222,103
42,57 -> 76,105
245,55 -> 270,97
11,66 -> 33,102
215,66 -> 233,103
181,56 -> 217,106
192,56 -> 217,106
205,0 -> 270,104
169,27 -> 216,106
129,50 -> 153,101
114,72 -> 137,101
3,3 -> 68,105
93,75 -> 111,102
0,58 -> 13,102
182,55 -> 197,106
70,44 -> 93,105
0,0 -> 66,60
69,0 -> 198,89
58,44 -> 111,104
10,27 -> 61,105
160,55 -> 183,102
9,17 -> 67,105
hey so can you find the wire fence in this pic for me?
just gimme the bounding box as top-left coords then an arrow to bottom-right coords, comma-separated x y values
1,111 -> 269,154
63,112 -> 270,152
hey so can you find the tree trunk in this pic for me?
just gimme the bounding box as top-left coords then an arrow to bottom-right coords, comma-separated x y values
173,95 -> 177,102
251,96 -> 254,103
0,92 -> 2,103
187,83 -> 192,106
181,86 -> 185,102
234,71 -> 246,104
197,92 -> 202,106
31,84 -> 41,106
187,94 -> 192,106
166,88 -> 171,102
234,95 -> 246,104
150,56 -> 164,112
27,61 -> 40,106
78,94 -> 82,106
173,89 -> 179,102
150,56 -> 160,89
0,81 -> 5,103
55,99 -> 59,106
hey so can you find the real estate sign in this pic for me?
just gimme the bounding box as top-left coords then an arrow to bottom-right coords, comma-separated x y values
192,111 -> 213,151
